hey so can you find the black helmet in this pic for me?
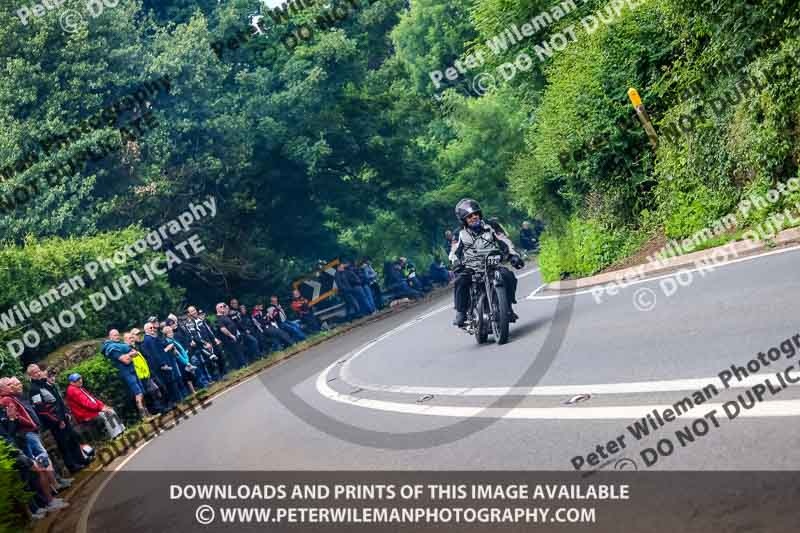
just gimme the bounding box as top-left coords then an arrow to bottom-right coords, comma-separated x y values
455,198 -> 482,223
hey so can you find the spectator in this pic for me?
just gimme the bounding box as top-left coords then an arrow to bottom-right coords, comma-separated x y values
444,230 -> 455,257
350,262 -> 377,315
403,260 -> 432,293
25,364 -> 89,474
101,329 -> 149,418
64,374 -> 125,440
334,262 -> 362,320
163,325 -> 204,393
519,220 -> 543,251
0,406 -> 52,520
384,261 -> 423,301
0,377 -> 70,512
359,258 -> 384,310
123,331 -> 166,415
290,289 -> 322,333
215,303 -> 248,370
142,323 -> 182,406
186,306 -> 225,379
230,300 -> 261,363
428,257 -> 451,287
267,296 -> 306,342
253,304 -> 294,351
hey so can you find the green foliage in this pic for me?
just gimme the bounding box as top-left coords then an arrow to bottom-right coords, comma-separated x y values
0,439 -> 30,533
57,353 -> 139,423
0,229 -> 183,361
537,216 -> 643,282
510,0 -> 671,228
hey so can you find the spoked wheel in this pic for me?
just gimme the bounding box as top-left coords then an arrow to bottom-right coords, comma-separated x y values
474,294 -> 490,344
491,287 -> 510,345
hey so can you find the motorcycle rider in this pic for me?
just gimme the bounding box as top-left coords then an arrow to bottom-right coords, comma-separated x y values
449,199 -> 524,327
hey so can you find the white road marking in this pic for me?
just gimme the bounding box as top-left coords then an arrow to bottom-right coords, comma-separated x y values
330,373 -> 787,397
527,243 -> 800,300
316,372 -> 800,419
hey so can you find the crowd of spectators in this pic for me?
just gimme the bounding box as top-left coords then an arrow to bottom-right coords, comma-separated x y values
0,245 -> 498,523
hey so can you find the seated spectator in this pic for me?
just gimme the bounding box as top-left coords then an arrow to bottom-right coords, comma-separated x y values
26,364 -> 89,474
228,299 -> 259,363
64,374 -> 125,440
101,329 -> 149,418
186,306 -> 225,380
252,304 -> 294,351
0,377 -> 69,513
403,260 -> 432,293
163,325 -> 203,393
0,409 -> 52,520
124,331 -> 167,415
291,289 -> 322,333
236,304 -> 263,362
428,258 -> 451,287
268,296 -> 306,342
384,261 -> 423,301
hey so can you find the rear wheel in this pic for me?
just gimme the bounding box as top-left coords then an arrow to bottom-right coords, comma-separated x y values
474,293 -> 489,344
491,286 -> 510,344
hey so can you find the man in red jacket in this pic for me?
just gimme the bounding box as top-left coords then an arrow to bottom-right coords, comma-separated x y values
65,374 -> 124,440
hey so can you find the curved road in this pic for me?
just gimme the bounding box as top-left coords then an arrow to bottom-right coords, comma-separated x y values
80,247 -> 800,530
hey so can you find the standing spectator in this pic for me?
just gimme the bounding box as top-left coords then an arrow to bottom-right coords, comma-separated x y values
64,374 -> 125,440
350,262 -> 377,315
359,258 -> 384,310
444,230 -> 456,257
163,326 -> 203,393
186,306 -> 225,379
142,323 -> 182,406
334,262 -> 361,320
268,296 -> 306,342
123,331 -> 166,415
215,303 -> 247,370
25,365 -> 89,474
101,329 -> 149,418
290,289 -> 322,333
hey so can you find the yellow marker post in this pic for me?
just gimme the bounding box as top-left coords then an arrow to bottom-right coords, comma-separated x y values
628,88 -> 658,148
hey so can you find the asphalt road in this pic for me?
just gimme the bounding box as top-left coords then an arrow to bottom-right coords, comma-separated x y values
79,246 -> 800,531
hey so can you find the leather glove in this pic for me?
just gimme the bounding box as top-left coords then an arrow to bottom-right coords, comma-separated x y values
510,255 -> 524,270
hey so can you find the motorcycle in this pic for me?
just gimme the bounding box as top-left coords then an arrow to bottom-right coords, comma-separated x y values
460,251 -> 512,345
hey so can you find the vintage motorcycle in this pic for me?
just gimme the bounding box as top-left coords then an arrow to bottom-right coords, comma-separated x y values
459,251 -> 512,345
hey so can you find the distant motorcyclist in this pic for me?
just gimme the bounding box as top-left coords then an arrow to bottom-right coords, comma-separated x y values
449,199 -> 524,327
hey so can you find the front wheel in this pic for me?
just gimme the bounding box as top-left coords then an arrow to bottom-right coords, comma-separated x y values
474,293 -> 490,345
491,286 -> 510,344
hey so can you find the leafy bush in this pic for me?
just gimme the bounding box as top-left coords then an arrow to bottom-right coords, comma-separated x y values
0,439 -> 30,532
0,228 -> 184,362
538,217 -> 643,282
57,353 -> 139,424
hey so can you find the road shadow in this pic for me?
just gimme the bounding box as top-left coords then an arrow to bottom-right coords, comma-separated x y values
508,316 -> 552,342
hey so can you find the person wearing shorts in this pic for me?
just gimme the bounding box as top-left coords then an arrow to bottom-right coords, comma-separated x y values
101,329 -> 149,418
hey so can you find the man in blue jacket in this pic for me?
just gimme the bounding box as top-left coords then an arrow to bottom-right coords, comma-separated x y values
101,329 -> 149,418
